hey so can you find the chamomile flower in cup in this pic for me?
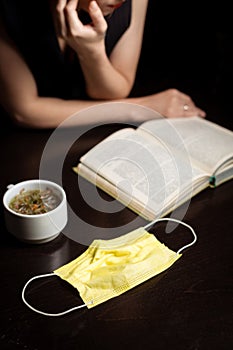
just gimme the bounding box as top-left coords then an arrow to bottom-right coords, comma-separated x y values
3,179 -> 67,244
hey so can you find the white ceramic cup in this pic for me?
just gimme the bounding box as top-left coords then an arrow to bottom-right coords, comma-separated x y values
3,179 -> 68,244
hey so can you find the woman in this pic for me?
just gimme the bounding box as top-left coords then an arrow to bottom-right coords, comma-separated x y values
0,0 -> 206,128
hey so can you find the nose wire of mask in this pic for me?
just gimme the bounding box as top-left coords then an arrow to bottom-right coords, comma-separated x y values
144,217 -> 197,254
21,217 -> 197,317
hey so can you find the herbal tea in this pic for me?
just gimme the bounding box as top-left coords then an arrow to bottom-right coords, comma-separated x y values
9,188 -> 61,215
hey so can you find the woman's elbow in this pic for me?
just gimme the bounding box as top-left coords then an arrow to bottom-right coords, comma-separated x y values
8,110 -> 31,128
6,108 -> 44,129
86,80 -> 133,100
87,89 -> 130,101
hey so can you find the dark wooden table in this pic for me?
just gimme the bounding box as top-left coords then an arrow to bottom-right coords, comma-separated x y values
0,101 -> 232,350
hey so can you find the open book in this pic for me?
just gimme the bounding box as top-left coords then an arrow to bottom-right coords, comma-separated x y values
73,116 -> 233,221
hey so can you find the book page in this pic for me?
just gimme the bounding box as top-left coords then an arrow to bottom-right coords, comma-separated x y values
79,128 -> 206,217
138,117 -> 233,174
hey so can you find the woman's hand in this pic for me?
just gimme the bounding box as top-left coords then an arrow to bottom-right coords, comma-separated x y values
52,0 -> 107,52
137,89 -> 206,119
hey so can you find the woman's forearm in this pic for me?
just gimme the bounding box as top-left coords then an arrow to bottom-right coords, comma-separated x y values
8,96 -> 144,129
77,44 -> 133,100
6,90 -> 206,129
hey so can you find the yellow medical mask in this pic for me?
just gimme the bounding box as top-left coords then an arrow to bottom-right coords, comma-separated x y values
22,218 -> 197,317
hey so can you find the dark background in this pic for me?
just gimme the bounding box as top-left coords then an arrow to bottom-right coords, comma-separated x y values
131,0 -> 233,129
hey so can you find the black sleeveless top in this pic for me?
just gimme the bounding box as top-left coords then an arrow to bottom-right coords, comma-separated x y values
0,0 -> 132,99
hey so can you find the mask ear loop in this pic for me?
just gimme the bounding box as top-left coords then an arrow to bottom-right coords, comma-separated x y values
22,273 -> 93,317
144,217 -> 197,254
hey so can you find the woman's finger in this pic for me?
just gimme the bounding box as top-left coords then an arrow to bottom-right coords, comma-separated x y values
182,104 -> 206,118
88,1 -> 108,34
64,0 -> 84,35
52,0 -> 68,37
